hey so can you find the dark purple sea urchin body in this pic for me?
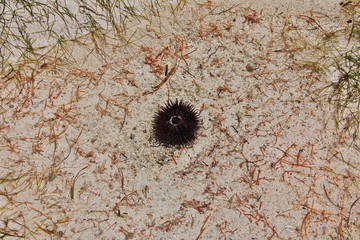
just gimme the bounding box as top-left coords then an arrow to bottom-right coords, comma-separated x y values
152,99 -> 200,147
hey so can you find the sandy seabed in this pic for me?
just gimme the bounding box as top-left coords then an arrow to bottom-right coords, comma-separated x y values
1,0 -> 360,239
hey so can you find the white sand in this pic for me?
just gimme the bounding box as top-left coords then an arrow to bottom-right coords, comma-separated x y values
1,0 -> 360,239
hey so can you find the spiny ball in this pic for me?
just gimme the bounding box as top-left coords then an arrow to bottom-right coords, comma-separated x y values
152,99 -> 200,147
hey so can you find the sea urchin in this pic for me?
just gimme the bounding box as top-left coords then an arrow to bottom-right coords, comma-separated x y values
152,99 -> 200,147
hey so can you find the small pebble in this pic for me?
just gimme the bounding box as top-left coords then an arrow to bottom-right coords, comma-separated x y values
246,63 -> 257,72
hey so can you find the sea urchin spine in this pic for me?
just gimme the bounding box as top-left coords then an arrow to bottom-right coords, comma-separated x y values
152,99 -> 200,147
